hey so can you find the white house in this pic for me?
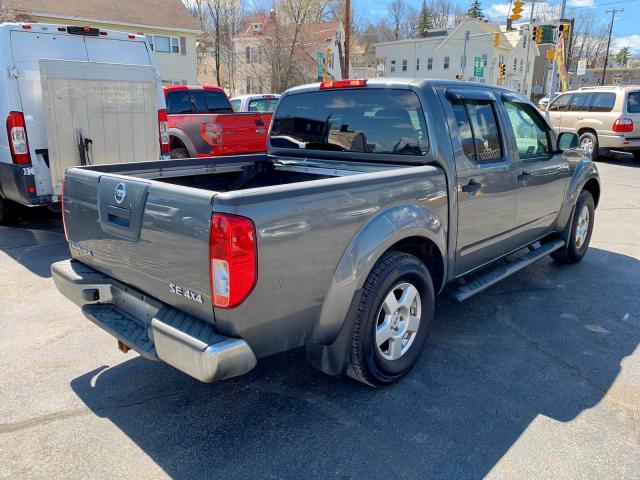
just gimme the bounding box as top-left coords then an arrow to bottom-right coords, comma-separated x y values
374,19 -> 539,95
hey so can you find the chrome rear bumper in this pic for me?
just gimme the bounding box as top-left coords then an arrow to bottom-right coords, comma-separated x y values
52,259 -> 257,383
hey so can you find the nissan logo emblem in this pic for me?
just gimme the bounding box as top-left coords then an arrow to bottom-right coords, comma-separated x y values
114,183 -> 127,204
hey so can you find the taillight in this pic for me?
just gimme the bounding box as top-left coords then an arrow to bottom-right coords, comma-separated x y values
6,111 -> 31,165
613,117 -> 633,133
209,213 -> 257,308
319,79 -> 367,89
158,109 -> 170,154
202,122 -> 223,146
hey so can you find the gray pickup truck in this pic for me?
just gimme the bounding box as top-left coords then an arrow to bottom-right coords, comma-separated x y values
52,79 -> 600,387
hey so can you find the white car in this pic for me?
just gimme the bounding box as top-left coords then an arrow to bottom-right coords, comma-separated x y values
230,94 -> 280,113
0,22 -> 167,224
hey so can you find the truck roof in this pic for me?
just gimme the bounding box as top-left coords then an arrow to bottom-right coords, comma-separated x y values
282,77 -> 518,97
0,21 -> 149,43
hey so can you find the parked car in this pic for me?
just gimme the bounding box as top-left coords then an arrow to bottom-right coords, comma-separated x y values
53,79 -> 600,387
544,85 -> 640,161
230,94 -> 281,112
164,85 -> 272,159
0,22 -> 168,224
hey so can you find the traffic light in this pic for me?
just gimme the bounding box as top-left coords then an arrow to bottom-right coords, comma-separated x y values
533,26 -> 543,44
455,74 -> 463,80
494,33 -> 500,48
511,1 -> 525,21
499,63 -> 506,78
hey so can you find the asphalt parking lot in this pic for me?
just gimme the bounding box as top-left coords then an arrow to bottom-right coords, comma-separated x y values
1,159 -> 638,479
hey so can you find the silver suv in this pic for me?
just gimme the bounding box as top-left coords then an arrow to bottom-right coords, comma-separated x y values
545,85 -> 640,161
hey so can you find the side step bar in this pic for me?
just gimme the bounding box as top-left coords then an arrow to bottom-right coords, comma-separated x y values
450,239 -> 565,303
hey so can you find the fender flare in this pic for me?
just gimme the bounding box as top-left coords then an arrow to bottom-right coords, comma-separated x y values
306,203 -> 446,376
555,159 -> 600,241
167,128 -> 197,157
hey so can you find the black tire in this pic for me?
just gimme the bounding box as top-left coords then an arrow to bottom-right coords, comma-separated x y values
551,190 -> 595,264
0,197 -> 20,225
346,250 -> 435,387
170,147 -> 189,159
579,132 -> 599,161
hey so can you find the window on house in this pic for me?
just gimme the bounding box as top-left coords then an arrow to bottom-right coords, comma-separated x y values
390,60 -> 396,73
148,35 -> 180,54
513,58 -> 518,71
416,58 -> 420,71
482,54 -> 488,67
402,59 -> 407,71
427,57 -> 433,70
519,60 -> 523,73
245,46 -> 260,64
444,56 -> 450,69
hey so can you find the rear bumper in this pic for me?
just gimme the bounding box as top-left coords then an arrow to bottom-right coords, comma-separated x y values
598,134 -> 640,150
51,259 -> 257,383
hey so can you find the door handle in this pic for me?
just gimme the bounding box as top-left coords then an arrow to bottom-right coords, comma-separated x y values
461,179 -> 482,194
518,171 -> 531,182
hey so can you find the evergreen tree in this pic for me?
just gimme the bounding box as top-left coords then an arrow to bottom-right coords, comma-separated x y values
467,0 -> 484,20
416,0 -> 434,37
614,47 -> 631,67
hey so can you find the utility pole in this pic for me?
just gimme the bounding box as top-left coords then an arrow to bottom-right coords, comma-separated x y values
462,31 -> 470,79
548,0 -> 567,96
344,0 -> 351,79
602,8 -> 623,85
522,0 -> 536,97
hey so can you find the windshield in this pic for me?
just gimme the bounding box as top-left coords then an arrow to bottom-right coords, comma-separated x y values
270,89 -> 429,155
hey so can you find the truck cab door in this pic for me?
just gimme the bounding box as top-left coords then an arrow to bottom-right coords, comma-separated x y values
500,94 -> 568,246
440,88 -> 519,276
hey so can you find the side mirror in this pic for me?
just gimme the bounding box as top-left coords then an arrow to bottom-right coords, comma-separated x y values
557,132 -> 578,151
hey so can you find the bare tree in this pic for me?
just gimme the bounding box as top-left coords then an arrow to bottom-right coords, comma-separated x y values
428,0 -> 453,29
388,0 -> 407,40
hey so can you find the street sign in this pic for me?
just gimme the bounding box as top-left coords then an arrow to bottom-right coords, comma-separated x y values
473,56 -> 484,77
577,59 -> 587,76
546,49 -> 556,61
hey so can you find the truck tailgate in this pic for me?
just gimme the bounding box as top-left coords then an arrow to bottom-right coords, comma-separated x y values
63,167 -> 216,323
215,112 -> 272,155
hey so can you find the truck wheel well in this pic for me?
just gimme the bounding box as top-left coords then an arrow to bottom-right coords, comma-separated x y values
387,237 -> 444,292
583,178 -> 600,207
170,136 -> 186,150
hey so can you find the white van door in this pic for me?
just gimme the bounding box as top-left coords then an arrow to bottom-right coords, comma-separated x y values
10,30 -> 88,197
40,60 -> 159,195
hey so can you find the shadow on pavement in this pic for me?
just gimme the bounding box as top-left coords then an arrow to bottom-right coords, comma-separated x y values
70,247 -> 639,478
0,208 -> 68,277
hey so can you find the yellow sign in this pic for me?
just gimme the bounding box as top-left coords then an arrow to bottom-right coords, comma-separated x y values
555,34 -> 568,91
494,33 -> 500,48
546,49 -> 556,61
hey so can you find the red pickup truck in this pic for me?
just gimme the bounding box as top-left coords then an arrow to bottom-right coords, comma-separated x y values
164,85 -> 271,158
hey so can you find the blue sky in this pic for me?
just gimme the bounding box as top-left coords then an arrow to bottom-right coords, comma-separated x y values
354,0 -> 640,52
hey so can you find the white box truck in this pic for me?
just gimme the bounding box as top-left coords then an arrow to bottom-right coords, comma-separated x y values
0,22 -> 169,224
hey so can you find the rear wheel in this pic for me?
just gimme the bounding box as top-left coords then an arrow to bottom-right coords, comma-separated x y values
579,132 -> 599,161
0,197 -> 20,225
346,251 -> 434,387
551,190 -> 595,264
170,147 -> 189,159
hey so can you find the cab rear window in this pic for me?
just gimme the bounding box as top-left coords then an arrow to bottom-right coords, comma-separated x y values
270,89 -> 428,155
166,90 -> 232,114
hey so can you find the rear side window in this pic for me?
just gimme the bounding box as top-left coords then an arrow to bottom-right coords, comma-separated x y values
230,99 -> 241,111
248,98 -> 279,112
451,100 -> 503,163
627,92 -> 640,113
166,90 -> 193,114
270,89 -> 429,156
569,93 -> 591,112
589,92 -> 616,112
204,91 -> 233,113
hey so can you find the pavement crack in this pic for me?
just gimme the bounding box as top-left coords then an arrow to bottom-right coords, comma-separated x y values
0,390 -> 184,435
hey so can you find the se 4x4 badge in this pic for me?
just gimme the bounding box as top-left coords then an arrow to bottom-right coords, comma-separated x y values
169,283 -> 204,304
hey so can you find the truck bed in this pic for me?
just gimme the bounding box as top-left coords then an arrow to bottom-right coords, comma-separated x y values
62,154 -> 447,356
